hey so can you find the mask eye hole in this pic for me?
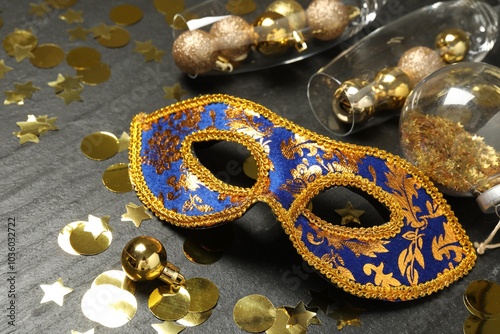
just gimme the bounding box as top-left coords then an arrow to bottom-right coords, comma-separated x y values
192,140 -> 256,188
308,186 -> 390,227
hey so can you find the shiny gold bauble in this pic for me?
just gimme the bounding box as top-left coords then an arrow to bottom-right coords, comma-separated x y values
121,236 -> 167,281
210,15 -> 254,62
435,28 -> 470,63
373,67 -> 413,110
253,11 -> 292,56
266,0 -> 307,32
172,30 -> 217,76
306,0 -> 350,41
332,78 -> 376,124
398,46 -> 445,85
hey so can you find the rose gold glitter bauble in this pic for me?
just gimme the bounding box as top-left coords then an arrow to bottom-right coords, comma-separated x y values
172,30 -> 217,76
398,46 -> 445,84
210,16 -> 253,62
306,0 -> 350,41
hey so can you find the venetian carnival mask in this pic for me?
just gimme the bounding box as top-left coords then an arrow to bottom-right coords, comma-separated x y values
129,94 -> 476,301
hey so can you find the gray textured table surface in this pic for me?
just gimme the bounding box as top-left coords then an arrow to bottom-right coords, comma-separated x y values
1,0 -> 500,333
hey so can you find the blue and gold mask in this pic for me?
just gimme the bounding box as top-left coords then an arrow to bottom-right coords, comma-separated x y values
129,94 -> 476,301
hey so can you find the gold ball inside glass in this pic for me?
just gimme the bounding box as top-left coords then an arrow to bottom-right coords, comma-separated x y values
121,236 -> 166,281
332,78 -> 376,124
253,11 -> 292,56
373,66 -> 413,110
435,28 -> 470,63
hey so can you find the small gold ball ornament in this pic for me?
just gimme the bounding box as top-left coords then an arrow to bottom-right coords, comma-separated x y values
306,0 -> 350,41
435,28 -> 470,63
121,236 -> 166,281
253,11 -> 292,56
172,30 -> 217,76
373,67 -> 413,110
332,78 -> 376,124
210,15 -> 254,62
266,0 -> 307,32
398,46 -> 445,85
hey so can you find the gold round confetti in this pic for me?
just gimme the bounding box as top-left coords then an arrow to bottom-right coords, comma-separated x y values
3,30 -> 38,56
233,294 -> 277,333
45,0 -> 77,9
66,46 -> 101,69
464,280 -> 500,320
109,4 -> 143,26
183,236 -> 223,265
176,309 -> 213,327
69,223 -> 112,255
97,26 -> 130,48
76,62 -> 111,85
81,284 -> 137,328
148,285 -> 191,321
58,221 -> 85,255
29,43 -> 65,68
464,314 -> 500,334
92,270 -> 136,295
102,162 -> 133,193
80,131 -> 119,161
153,0 -> 169,14
243,155 -> 258,180
184,278 -> 219,313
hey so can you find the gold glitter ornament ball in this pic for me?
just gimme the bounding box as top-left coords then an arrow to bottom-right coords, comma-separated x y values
435,28 -> 470,63
266,0 -> 307,32
398,46 -> 445,85
332,78 -> 376,124
173,30 -> 217,76
306,0 -> 350,41
210,16 -> 254,62
121,236 -> 167,281
253,11 -> 292,56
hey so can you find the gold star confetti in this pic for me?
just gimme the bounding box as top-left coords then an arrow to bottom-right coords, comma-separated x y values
68,25 -> 89,41
0,60 -> 11,78
133,39 -> 154,53
266,308 -> 301,334
50,74 -> 82,93
117,131 -> 130,152
143,46 -> 165,62
84,214 -> 112,239
307,288 -> 336,314
71,330 -> 94,334
328,301 -> 365,330
4,91 -> 25,105
335,202 -> 365,225
29,2 -> 51,17
163,83 -> 188,101
285,301 -> 318,329
121,203 -> 152,228
56,87 -> 83,104
151,320 -> 186,334
90,23 -> 112,39
14,81 -> 40,98
13,114 -> 58,144
40,278 -> 73,306
12,44 -> 35,62
4,81 -> 40,105
59,9 -> 83,24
